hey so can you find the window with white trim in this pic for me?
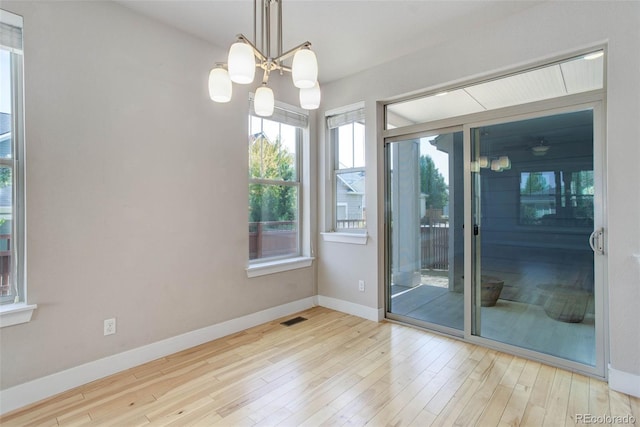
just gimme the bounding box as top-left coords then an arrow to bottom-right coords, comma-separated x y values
249,102 -> 307,262
0,10 -> 25,306
328,107 -> 366,231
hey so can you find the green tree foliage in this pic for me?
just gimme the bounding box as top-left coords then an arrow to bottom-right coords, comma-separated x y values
419,155 -> 448,210
521,172 -> 550,194
520,172 -> 551,224
249,136 -> 296,225
0,168 -> 9,188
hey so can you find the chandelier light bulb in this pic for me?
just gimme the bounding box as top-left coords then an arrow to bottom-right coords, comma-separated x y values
292,49 -> 318,89
254,85 -> 275,117
208,67 -> 232,103
299,82 -> 321,110
228,42 -> 256,84
491,159 -> 503,172
478,156 -> 489,168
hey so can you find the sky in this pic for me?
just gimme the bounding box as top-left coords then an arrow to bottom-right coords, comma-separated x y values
420,136 -> 449,185
1,50 -> 11,114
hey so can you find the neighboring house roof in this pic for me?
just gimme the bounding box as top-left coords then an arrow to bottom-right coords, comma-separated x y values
337,171 -> 365,194
0,113 -> 10,136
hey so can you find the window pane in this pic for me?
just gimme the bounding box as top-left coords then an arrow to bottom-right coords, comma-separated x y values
1,50 -> 12,159
0,166 -> 12,298
249,183 -> 298,260
337,124 -> 353,169
335,171 -> 366,229
353,122 -> 365,168
520,170 -> 593,226
249,117 -> 297,181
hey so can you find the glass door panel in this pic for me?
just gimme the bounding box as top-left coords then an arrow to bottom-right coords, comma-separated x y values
470,110 -> 597,366
387,131 -> 464,332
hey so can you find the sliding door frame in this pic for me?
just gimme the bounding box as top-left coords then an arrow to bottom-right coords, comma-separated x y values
384,126 -> 464,338
462,99 -> 607,378
383,90 -> 608,378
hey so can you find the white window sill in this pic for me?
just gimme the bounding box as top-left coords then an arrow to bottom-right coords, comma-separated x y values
247,256 -> 314,278
0,303 -> 37,328
321,232 -> 368,245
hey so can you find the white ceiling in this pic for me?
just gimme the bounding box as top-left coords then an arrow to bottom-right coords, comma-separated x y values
116,0 -> 540,84
387,53 -> 604,126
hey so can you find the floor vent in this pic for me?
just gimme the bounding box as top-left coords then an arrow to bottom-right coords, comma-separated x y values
280,316 -> 307,327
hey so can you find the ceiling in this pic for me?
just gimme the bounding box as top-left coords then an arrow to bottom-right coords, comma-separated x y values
116,0 -> 540,84
387,52 -> 604,127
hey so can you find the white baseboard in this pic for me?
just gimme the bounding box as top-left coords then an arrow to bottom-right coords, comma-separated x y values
0,297 -> 314,415
316,295 -> 383,322
609,365 -> 640,398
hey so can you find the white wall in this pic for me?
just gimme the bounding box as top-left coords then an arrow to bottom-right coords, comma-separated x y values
317,0 -> 640,389
0,0 -> 315,391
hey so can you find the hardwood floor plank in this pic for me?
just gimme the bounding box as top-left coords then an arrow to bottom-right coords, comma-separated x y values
499,360 -> 540,427
629,395 -> 640,425
529,363 -> 556,409
564,373 -> 590,426
589,377 -> 612,426
450,352 -> 513,426
1,307 -> 638,427
543,369 -> 572,426
608,388 -> 635,427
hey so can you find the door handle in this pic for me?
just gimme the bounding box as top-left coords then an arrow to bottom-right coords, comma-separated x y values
589,228 -> 605,255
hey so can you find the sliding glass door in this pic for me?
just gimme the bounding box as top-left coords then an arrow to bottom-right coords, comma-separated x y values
385,104 -> 605,375
386,130 -> 465,334
468,107 -> 605,371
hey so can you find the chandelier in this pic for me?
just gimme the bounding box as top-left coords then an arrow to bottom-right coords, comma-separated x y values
208,0 -> 321,116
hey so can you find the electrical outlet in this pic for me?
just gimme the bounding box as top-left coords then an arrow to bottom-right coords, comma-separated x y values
358,280 -> 365,292
104,318 -> 116,336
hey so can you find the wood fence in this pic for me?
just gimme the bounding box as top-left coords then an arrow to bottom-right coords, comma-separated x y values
249,222 -> 297,260
420,225 -> 449,270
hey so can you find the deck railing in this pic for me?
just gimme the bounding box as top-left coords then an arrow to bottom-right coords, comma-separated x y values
336,219 -> 366,229
248,220 -> 450,270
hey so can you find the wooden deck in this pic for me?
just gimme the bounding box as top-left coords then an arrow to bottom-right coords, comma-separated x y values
1,307 -> 638,426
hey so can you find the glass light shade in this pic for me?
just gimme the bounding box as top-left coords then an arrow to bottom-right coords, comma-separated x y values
531,145 -> 549,156
299,82 -> 321,110
228,42 -> 255,84
498,156 -> 511,169
470,161 -> 480,173
254,86 -> 274,117
292,49 -> 318,89
491,159 -> 502,172
478,156 -> 489,168
208,67 -> 232,103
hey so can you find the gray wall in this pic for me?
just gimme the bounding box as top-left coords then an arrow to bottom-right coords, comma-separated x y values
317,1 -> 640,379
0,1 -> 315,390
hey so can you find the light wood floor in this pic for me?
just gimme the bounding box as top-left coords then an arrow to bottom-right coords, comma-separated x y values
1,307 -> 638,426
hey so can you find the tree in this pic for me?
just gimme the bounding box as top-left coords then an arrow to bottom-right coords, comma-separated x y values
249,136 -> 296,226
520,172 -> 551,224
419,155 -> 448,210
521,172 -> 549,194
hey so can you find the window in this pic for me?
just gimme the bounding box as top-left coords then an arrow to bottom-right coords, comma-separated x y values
0,10 -> 25,307
520,170 -> 594,227
328,107 -> 366,231
248,103 -> 307,262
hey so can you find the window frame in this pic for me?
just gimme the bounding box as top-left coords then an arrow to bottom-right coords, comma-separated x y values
328,105 -> 366,232
0,9 -> 34,327
518,168 -> 594,228
248,104 -> 306,264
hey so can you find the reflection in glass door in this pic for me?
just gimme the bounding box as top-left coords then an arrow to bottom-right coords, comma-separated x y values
470,109 -> 600,367
387,131 -> 464,332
